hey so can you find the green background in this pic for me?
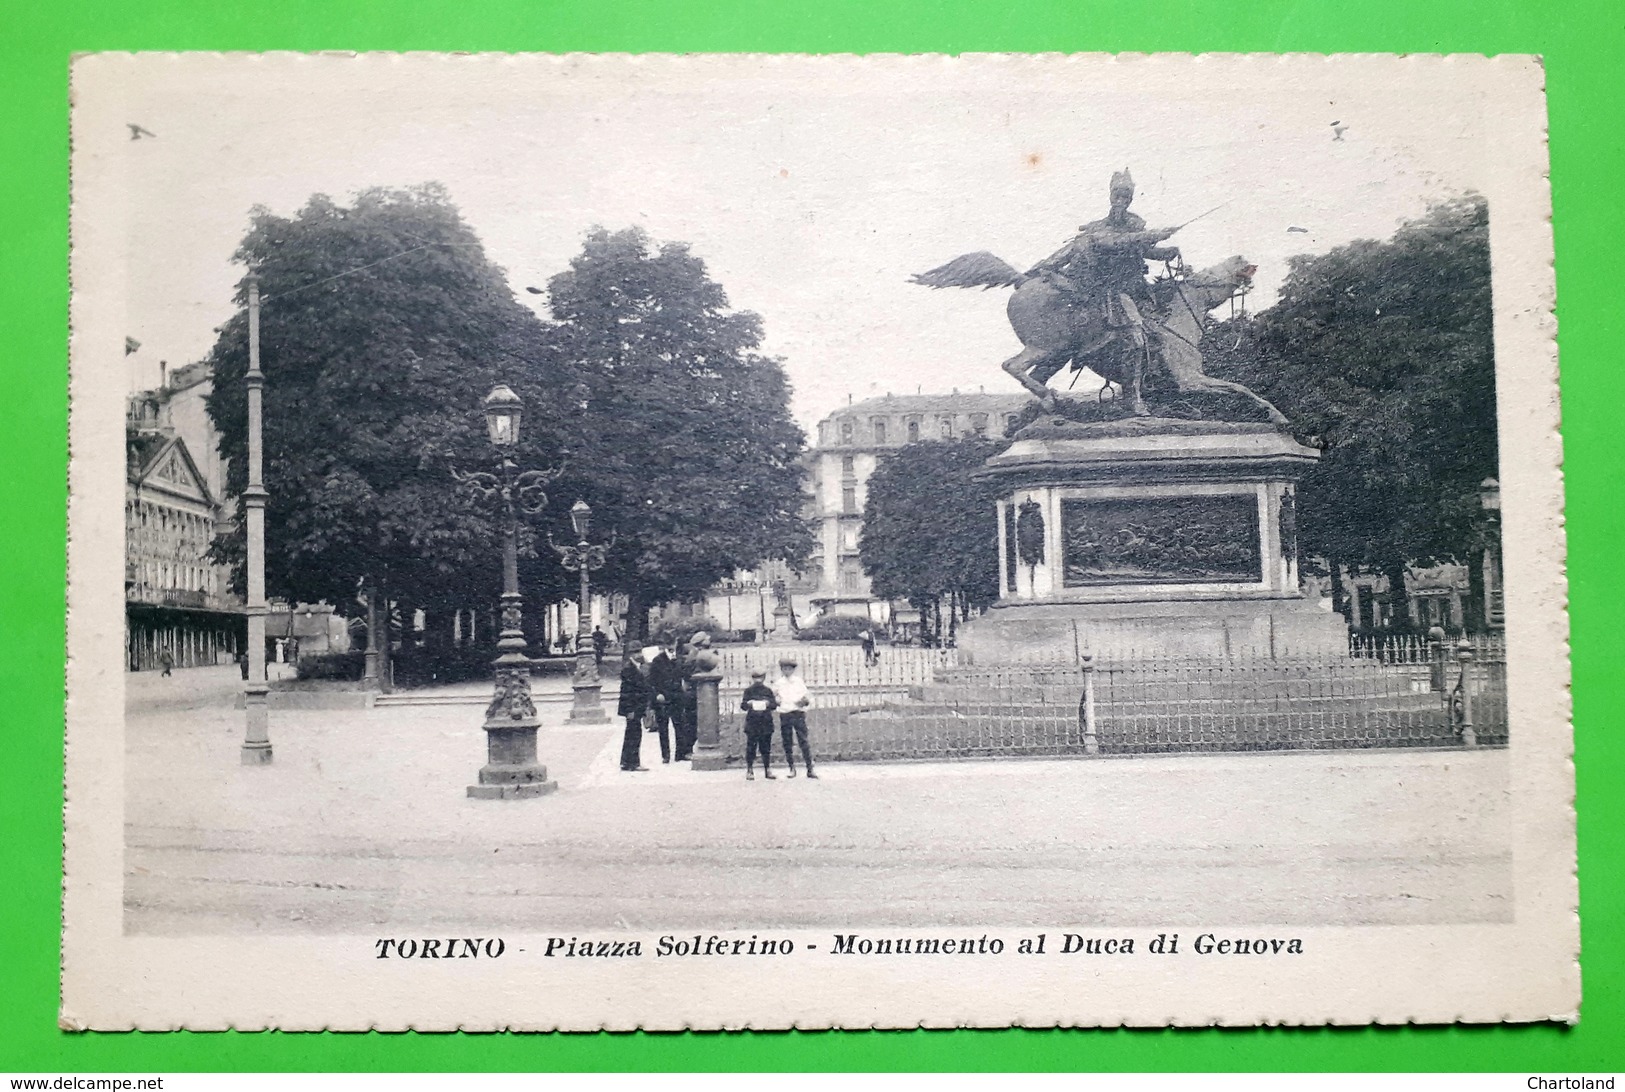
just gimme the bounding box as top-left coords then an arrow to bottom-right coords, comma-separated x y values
3,0 -> 1619,1073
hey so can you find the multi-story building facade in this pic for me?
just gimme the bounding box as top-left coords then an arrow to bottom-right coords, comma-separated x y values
126,362 -> 244,670
803,391 -> 1029,620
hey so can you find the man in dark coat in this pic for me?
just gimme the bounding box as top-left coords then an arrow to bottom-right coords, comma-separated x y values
648,643 -> 683,764
615,649 -> 653,772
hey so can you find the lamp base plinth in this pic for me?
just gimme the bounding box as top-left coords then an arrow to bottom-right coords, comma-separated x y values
689,748 -> 729,772
468,779 -> 559,800
568,683 -> 609,724
239,742 -> 274,765
468,761 -> 558,800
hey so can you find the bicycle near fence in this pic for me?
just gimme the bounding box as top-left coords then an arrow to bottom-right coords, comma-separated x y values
712,634 -> 1507,764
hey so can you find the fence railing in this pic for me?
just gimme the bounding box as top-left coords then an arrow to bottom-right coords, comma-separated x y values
714,645 -> 960,689
714,638 -> 1508,765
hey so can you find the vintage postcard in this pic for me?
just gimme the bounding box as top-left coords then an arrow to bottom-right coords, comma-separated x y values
64,52 -> 1572,1029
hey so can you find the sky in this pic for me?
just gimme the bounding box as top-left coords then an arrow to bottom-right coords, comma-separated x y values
111,55 -> 1493,431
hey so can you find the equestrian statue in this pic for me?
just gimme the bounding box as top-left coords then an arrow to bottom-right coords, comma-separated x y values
912,169 -> 1287,425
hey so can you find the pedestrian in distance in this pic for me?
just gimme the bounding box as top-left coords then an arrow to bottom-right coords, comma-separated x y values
771,655 -> 817,779
615,647 -> 655,772
158,648 -> 174,677
740,668 -> 779,780
859,627 -> 877,667
648,642 -> 682,764
592,625 -> 608,668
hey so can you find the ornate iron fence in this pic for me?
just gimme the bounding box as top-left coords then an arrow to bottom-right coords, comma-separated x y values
714,636 -> 1507,764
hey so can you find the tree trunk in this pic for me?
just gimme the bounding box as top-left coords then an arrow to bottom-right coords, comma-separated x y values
1328,556 -> 1348,621
947,589 -> 958,645
377,579 -> 394,694
423,606 -> 451,649
1465,548 -> 1487,633
625,588 -> 650,647
1384,561 -> 1411,632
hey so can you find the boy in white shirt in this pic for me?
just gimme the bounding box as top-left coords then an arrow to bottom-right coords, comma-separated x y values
771,655 -> 816,779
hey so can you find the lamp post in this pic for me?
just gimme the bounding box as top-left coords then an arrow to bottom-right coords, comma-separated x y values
240,272 -> 272,765
1479,477 -> 1504,630
552,500 -> 612,724
453,385 -> 558,799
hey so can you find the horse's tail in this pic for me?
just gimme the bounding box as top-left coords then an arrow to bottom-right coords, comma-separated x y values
910,251 -> 1021,290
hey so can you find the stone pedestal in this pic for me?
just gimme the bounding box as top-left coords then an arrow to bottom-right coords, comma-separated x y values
688,670 -> 729,770
468,720 -> 559,800
240,681 -> 273,765
568,681 -> 609,724
468,647 -> 557,799
966,416 -> 1347,661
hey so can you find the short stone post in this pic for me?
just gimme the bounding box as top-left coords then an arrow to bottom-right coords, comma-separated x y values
1080,651 -> 1098,755
689,670 -> 727,770
1427,625 -> 1447,693
1456,639 -> 1477,748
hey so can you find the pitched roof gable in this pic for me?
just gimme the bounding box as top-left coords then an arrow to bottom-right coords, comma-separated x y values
128,433 -> 215,507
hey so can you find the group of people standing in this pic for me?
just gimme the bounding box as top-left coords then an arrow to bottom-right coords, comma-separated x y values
614,634 -> 704,771
612,632 -> 817,780
738,657 -> 815,781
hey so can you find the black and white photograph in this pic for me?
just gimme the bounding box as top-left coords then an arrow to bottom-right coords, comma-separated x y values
64,53 -> 1572,1030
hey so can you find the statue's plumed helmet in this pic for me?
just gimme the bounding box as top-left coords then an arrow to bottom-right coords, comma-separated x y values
1109,169 -> 1135,200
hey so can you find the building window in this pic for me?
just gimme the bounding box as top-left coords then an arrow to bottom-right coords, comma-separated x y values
840,419 -> 854,445
939,416 -> 953,439
841,455 -> 855,476
841,525 -> 858,551
1004,413 -> 1020,433
907,419 -> 920,442
872,418 -> 887,444
842,486 -> 857,514
970,413 -> 988,436
840,558 -> 862,593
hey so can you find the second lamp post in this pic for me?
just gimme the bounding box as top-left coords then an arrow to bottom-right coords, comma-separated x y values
553,500 -> 612,724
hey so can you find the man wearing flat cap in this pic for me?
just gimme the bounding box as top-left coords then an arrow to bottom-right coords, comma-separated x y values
771,655 -> 816,779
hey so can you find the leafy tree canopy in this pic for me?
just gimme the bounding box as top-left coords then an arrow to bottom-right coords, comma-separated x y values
1204,195 -> 1498,580
206,184 -> 544,610
531,226 -> 815,637
859,438 -> 1005,615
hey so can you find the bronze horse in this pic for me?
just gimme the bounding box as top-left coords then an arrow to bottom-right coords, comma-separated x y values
912,252 -> 1287,424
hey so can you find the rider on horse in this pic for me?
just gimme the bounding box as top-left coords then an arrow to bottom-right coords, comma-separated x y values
1025,169 -> 1181,339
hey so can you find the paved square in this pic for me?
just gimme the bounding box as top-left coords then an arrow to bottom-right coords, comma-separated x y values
124,667 -> 1512,935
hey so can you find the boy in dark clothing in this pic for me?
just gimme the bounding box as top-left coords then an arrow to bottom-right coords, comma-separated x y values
739,669 -> 778,780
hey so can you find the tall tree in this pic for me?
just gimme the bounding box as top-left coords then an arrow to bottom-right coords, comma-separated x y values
206,184 -> 552,631
859,438 -> 1005,637
533,227 -> 814,641
1204,195 -> 1498,626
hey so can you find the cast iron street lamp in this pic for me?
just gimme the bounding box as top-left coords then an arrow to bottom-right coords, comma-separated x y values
551,500 -> 613,724
452,385 -> 559,799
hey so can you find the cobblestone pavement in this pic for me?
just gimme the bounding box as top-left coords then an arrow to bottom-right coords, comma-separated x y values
123,666 -> 1513,935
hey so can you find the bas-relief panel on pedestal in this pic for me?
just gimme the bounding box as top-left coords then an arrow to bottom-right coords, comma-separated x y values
1060,494 -> 1261,587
